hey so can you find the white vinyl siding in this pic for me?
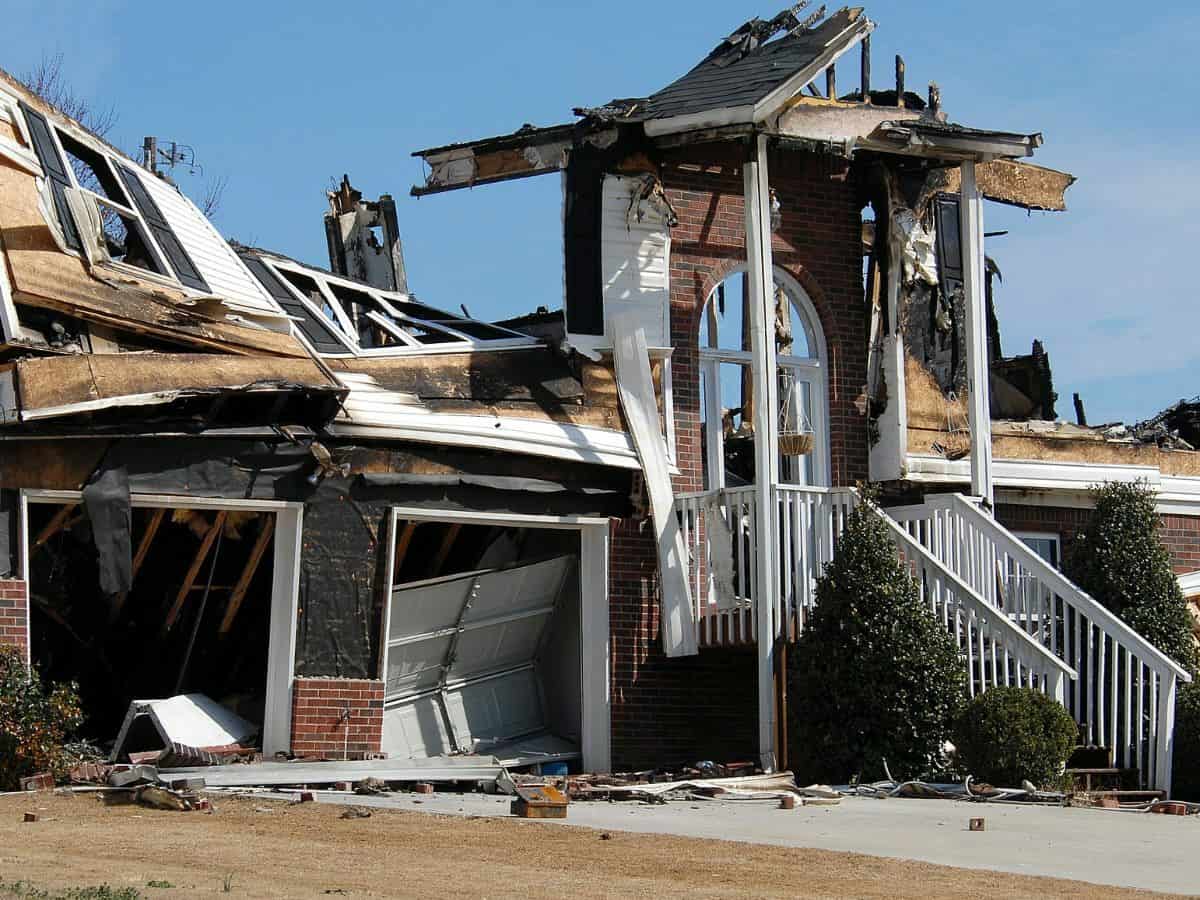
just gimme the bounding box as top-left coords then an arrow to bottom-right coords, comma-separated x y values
599,174 -> 671,349
128,167 -> 281,316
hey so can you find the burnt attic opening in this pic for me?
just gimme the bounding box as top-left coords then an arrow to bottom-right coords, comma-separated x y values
28,503 -> 276,743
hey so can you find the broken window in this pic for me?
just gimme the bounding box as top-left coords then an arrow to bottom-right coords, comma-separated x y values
246,255 -> 537,358
18,103 -> 208,291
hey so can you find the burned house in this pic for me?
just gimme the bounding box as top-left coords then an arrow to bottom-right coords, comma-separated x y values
2,6 -> 1200,792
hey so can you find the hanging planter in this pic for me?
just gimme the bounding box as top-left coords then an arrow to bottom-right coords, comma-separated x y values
779,378 -> 814,457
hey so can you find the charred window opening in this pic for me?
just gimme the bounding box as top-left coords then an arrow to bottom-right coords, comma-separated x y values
28,503 -> 278,743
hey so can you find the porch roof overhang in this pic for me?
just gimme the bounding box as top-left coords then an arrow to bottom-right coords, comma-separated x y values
859,120 -> 1043,162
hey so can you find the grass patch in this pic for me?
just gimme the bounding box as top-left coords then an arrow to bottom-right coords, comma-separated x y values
0,881 -> 141,899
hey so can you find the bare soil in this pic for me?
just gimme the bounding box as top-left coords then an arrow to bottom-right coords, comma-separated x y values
0,793 -> 1184,899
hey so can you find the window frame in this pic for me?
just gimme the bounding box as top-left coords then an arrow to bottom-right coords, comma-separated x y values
260,256 -> 538,359
1013,530 -> 1062,569
45,121 -> 183,286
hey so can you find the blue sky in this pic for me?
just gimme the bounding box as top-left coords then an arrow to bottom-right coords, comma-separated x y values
3,1 -> 1196,424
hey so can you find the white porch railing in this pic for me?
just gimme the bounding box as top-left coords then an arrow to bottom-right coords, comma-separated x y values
888,493 -> 1193,791
675,484 -> 858,647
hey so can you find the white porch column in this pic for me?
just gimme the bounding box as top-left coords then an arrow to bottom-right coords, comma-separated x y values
959,160 -> 993,506
744,133 -> 780,772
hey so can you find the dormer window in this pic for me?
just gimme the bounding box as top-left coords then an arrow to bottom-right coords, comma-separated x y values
19,101 -> 210,293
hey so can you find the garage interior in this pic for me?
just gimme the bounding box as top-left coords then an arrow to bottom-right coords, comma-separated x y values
26,501 -> 277,746
382,518 -> 584,769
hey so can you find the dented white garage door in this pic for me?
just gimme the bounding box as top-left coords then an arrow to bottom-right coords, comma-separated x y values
381,554 -> 578,760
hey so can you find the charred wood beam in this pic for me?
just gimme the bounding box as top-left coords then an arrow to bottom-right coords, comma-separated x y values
428,523 -> 462,577
393,521 -> 417,573
32,503 -> 79,552
162,511 -> 228,635
895,55 -> 905,108
110,507 -> 165,623
219,515 -> 275,636
861,34 -> 871,103
825,64 -> 836,100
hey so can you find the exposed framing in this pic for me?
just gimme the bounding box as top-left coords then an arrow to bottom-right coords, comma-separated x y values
19,489 -> 303,756
381,506 -> 611,773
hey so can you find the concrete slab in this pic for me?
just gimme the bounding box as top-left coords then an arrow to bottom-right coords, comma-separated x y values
250,790 -> 1200,895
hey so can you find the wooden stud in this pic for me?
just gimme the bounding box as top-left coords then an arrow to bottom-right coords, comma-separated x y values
110,507 -> 166,623
825,64 -> 836,101
861,34 -> 871,103
393,521 -> 417,574
895,55 -> 906,108
219,515 -> 275,636
32,503 -> 79,552
428,523 -> 462,577
162,511 -> 228,634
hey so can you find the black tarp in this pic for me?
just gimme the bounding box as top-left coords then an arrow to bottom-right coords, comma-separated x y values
81,466 -> 132,595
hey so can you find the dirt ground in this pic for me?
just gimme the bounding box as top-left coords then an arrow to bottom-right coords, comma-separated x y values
0,792 -> 1187,899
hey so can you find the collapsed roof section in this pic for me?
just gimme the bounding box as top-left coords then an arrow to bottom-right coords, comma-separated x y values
411,5 -> 1068,206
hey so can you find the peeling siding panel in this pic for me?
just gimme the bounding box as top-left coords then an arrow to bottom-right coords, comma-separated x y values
600,175 -> 671,349
127,167 -> 280,315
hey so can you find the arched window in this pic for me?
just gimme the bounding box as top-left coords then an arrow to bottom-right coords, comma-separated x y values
698,267 -> 830,488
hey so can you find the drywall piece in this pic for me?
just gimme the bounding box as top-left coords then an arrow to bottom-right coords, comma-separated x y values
110,694 -> 256,763
610,312 -> 698,657
159,755 -> 506,787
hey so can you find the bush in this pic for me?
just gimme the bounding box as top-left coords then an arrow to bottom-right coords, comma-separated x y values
787,501 -> 967,784
1065,481 -> 1198,674
1172,681 -> 1200,802
954,686 -> 1078,787
0,646 -> 82,790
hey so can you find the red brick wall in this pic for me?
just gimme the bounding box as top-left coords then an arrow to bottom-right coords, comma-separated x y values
0,579 -> 28,662
995,504 -> 1200,576
607,145 -> 867,768
663,144 -> 870,494
290,677 -> 383,759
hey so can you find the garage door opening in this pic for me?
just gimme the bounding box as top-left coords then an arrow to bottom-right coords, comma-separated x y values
382,518 -> 585,770
27,501 -> 278,748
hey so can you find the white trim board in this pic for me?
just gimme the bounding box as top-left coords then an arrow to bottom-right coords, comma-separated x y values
20,489 -> 303,755
908,454 -> 1200,515
1179,571 -> 1200,598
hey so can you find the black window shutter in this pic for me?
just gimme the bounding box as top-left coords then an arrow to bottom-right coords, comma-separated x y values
563,152 -> 606,336
18,102 -> 83,253
114,164 -> 210,292
239,253 -> 351,355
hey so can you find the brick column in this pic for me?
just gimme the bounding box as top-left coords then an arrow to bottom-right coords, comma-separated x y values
290,677 -> 384,759
0,579 -> 29,662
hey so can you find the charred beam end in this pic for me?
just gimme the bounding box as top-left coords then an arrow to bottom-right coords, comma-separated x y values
861,34 -> 872,103
928,82 -> 942,118
1074,392 -> 1088,427
895,55 -> 905,108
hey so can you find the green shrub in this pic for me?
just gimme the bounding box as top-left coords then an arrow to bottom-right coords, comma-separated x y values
1172,681 -> 1200,802
954,686 -> 1078,787
0,646 -> 82,790
1065,481 -> 1198,674
787,501 -> 967,784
